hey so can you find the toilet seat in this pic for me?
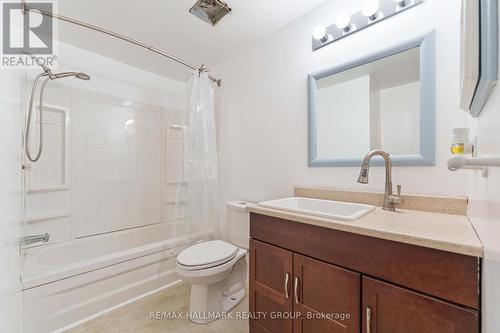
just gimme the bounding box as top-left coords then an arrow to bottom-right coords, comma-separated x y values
177,240 -> 239,271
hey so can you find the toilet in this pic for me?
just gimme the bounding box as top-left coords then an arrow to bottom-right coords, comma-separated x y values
176,201 -> 250,324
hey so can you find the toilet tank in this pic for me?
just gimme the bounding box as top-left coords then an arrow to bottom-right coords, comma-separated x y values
226,201 -> 250,249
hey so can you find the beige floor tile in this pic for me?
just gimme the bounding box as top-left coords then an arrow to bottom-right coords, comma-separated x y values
66,283 -> 249,333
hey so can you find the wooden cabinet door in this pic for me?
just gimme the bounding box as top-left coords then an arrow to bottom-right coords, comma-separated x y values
362,277 -> 479,333
250,239 -> 293,333
293,254 -> 360,333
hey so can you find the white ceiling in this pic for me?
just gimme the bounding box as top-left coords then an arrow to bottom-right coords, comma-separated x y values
54,0 -> 327,82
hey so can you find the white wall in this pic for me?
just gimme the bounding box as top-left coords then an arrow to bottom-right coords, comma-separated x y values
0,69 -> 24,333
215,0 -> 469,237
213,0 -> 500,330
465,4 -> 500,332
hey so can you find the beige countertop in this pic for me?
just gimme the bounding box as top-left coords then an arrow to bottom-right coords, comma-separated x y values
248,204 -> 483,258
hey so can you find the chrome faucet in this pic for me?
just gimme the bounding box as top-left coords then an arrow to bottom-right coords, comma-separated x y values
357,150 -> 402,211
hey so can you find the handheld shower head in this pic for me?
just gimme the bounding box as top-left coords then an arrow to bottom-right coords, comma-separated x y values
52,71 -> 91,80
25,67 -> 91,163
75,72 -> 91,80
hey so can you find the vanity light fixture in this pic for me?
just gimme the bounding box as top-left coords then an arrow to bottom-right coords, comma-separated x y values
394,0 -> 408,8
335,13 -> 353,33
362,0 -> 380,21
312,0 -> 423,51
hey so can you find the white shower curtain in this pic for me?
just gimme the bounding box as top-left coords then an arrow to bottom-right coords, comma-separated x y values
176,70 -> 220,237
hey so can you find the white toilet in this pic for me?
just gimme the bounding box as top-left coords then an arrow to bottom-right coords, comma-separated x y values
176,201 -> 250,324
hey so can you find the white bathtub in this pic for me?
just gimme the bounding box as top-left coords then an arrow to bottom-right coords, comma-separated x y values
22,223 -> 212,333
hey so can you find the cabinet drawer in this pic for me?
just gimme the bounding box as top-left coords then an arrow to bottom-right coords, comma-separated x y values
362,277 -> 478,333
251,213 -> 480,309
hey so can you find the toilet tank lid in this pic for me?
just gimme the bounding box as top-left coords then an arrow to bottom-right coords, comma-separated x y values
226,201 -> 252,212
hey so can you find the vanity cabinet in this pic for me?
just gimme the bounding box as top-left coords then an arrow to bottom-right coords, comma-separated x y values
249,213 -> 480,333
362,277 -> 479,333
293,253 -> 360,333
250,239 -> 360,333
250,239 -> 293,333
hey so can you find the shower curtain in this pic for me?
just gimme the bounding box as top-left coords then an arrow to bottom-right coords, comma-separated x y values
175,70 -> 220,237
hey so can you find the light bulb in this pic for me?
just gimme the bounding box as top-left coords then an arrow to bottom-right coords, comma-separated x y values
362,0 -> 380,20
335,13 -> 351,32
312,25 -> 327,41
394,0 -> 407,7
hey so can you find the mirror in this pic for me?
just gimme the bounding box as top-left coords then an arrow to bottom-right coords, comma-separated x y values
460,0 -> 498,117
308,33 -> 435,167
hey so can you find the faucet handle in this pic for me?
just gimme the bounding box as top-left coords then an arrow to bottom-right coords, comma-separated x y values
389,185 -> 402,206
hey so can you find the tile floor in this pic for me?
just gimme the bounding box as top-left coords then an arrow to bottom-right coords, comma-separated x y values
67,283 -> 249,333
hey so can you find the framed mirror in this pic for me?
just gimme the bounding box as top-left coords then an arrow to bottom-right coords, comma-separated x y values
308,32 -> 435,167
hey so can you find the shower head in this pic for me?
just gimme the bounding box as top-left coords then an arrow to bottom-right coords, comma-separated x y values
189,0 -> 231,26
52,71 -> 91,80
74,72 -> 91,80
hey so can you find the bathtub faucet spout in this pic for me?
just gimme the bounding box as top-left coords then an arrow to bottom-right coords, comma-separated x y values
21,233 -> 50,246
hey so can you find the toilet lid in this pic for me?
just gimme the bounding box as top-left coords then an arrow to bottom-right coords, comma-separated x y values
177,240 -> 238,268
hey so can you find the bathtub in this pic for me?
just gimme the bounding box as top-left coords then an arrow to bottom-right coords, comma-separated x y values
22,223 -> 212,333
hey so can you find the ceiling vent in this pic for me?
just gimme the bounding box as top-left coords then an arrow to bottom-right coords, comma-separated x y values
189,0 -> 232,26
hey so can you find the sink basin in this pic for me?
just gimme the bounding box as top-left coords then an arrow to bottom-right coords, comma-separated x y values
258,197 -> 376,221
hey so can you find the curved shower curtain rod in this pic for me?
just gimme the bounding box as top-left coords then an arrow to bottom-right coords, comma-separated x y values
21,2 -> 222,87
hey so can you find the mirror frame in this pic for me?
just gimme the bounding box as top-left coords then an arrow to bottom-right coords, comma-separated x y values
468,0 -> 498,117
308,32 -> 436,167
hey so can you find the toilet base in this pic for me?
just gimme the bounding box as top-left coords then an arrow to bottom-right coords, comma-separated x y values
186,257 -> 247,324
223,288 -> 245,313
188,285 -> 245,324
